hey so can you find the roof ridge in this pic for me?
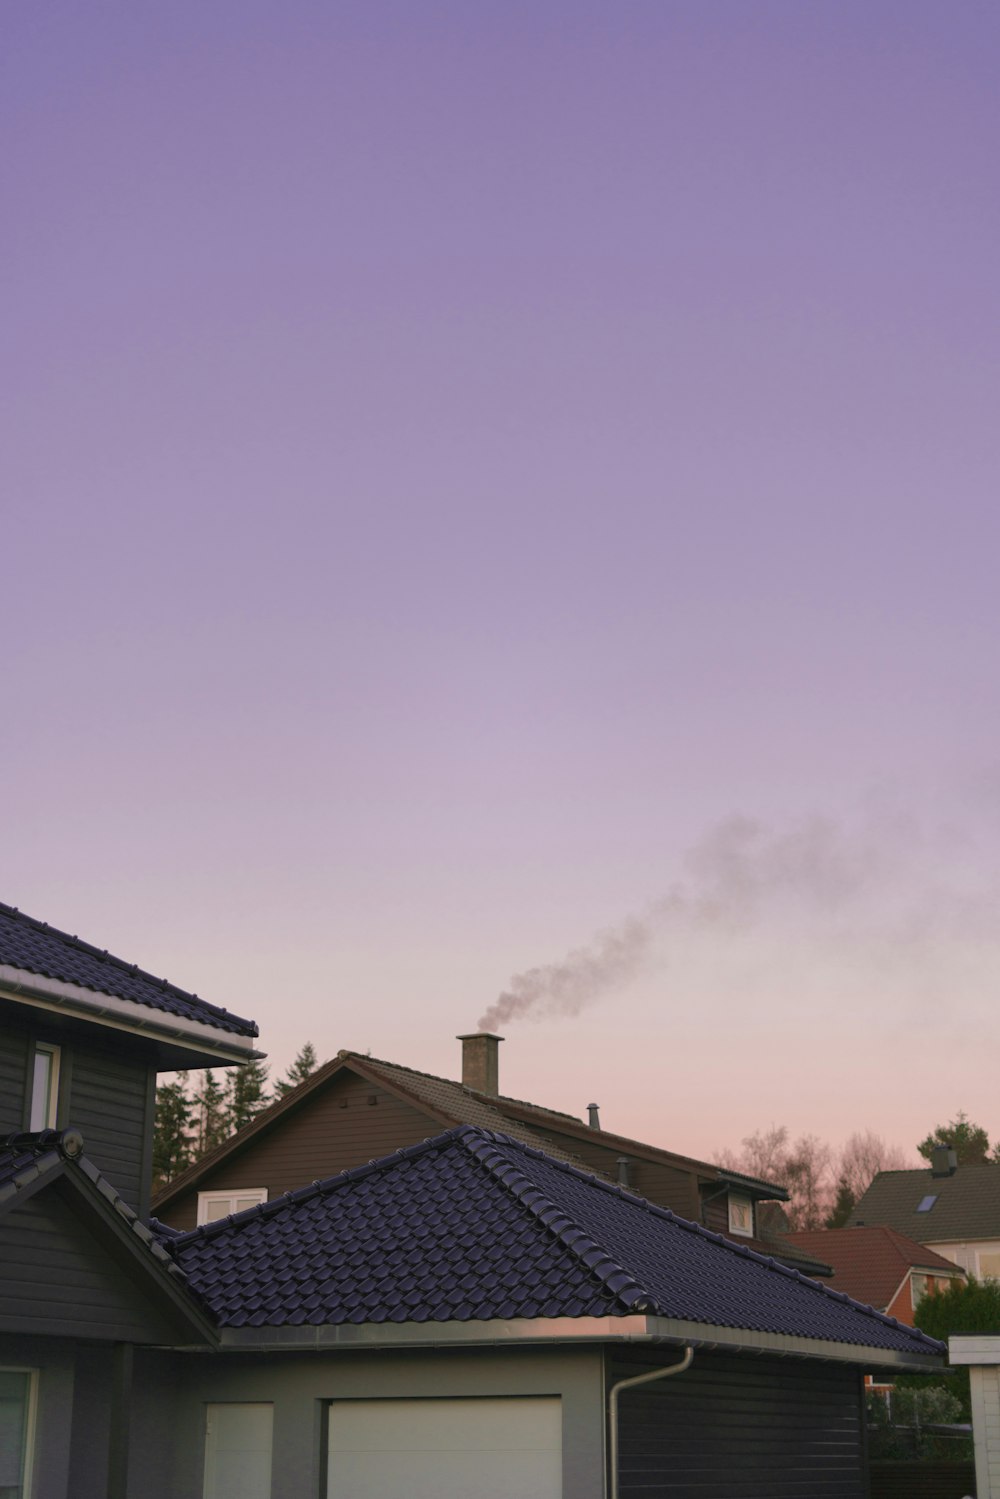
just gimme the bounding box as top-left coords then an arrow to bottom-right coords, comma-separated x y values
455,1127 -> 654,1315
0,899 -> 257,1036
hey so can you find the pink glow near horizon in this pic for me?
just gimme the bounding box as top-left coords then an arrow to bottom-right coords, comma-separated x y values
3,2 -> 1000,1165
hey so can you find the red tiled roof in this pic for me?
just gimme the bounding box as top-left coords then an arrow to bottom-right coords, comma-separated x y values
784,1226 -> 963,1310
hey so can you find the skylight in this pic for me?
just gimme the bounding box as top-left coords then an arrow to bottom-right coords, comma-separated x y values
917,1195 -> 938,1212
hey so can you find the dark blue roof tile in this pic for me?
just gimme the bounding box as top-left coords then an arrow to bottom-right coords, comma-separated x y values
0,900 -> 257,1037
167,1125 -> 943,1360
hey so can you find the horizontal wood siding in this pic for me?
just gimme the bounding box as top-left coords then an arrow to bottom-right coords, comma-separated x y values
700,1189 -> 732,1234
163,1070 -> 443,1231
521,1125 -> 704,1219
0,1018 -> 29,1132
868,1462 -> 975,1498
0,1185 -> 175,1342
610,1348 -> 867,1498
69,1042 -> 152,1212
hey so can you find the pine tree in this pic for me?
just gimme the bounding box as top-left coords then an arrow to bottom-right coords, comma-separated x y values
192,1068 -> 228,1157
224,1058 -> 270,1132
152,1070 -> 192,1189
824,1175 -> 856,1229
274,1041 -> 319,1099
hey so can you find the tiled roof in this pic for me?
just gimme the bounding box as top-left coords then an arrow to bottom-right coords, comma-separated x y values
785,1226 -> 964,1311
0,901 -> 257,1037
851,1163 -> 1000,1243
169,1125 -> 942,1359
0,1129 -> 67,1208
355,1054 -> 594,1167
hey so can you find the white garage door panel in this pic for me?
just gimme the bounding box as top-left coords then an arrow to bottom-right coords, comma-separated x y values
328,1396 -> 562,1499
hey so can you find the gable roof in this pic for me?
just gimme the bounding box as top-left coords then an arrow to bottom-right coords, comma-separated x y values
0,900 -> 258,1040
0,1128 -> 217,1344
169,1125 -> 943,1368
784,1226 -> 964,1311
152,1050 -> 603,1211
851,1163 -> 1000,1243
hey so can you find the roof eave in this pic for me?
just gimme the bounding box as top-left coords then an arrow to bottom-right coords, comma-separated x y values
215,1312 -> 944,1369
0,968 -> 263,1066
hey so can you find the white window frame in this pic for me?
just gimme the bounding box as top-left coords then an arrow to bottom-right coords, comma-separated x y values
728,1193 -> 753,1237
197,1189 -> 268,1226
29,1043 -> 60,1132
0,1366 -> 38,1499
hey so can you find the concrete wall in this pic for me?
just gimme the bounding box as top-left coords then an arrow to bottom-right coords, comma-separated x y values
132,1344 -> 607,1499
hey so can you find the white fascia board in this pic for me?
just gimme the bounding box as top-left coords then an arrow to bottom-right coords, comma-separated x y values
950,1335 -> 1000,1366
218,1313 -> 944,1368
0,967 -> 263,1064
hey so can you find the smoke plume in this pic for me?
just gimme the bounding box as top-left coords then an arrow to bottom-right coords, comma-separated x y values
477,808 -> 993,1030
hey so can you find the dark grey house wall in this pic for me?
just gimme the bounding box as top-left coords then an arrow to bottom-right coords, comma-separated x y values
0,1185 -> 178,1344
0,1003 -> 155,1217
67,1042 -> 154,1216
609,1347 -> 869,1499
0,1016 -> 30,1132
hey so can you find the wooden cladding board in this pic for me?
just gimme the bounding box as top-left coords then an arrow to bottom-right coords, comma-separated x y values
0,1182 -> 176,1342
162,1069 -> 445,1231
610,1348 -> 867,1498
0,1017 -> 29,1132
69,1042 -> 153,1212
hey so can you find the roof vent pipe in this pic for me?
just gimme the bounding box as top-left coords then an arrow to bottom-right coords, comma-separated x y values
931,1145 -> 958,1178
617,1157 -> 630,1187
587,1103 -> 601,1130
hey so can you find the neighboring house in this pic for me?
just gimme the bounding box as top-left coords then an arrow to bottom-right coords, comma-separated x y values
784,1225 -> 965,1324
154,1032 -> 831,1276
851,1145 -> 1000,1278
1,899 -> 948,1499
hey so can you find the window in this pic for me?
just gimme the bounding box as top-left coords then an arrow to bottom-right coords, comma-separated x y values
29,1044 -> 60,1132
916,1194 -> 938,1213
0,1369 -> 37,1499
977,1252 -> 1000,1280
197,1189 -> 267,1226
910,1273 -> 929,1306
203,1403 -> 272,1499
728,1194 -> 753,1236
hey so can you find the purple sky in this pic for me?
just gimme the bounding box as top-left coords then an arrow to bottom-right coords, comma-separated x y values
4,2 -> 1000,1165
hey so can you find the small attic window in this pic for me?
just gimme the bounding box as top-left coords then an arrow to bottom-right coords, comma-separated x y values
917,1194 -> 938,1212
728,1194 -> 753,1236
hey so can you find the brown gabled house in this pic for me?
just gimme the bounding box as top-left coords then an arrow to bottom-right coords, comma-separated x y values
153,1032 -> 831,1275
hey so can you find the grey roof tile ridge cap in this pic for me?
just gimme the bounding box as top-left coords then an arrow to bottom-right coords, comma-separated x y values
0,899 -> 258,1036
170,1130 -> 466,1247
459,1127 -> 946,1353
455,1127 -> 658,1315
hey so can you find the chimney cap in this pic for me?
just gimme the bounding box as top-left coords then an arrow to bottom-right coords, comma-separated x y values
456,1031 -> 505,1042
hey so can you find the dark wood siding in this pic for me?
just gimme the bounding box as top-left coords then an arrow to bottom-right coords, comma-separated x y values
520,1124 -> 704,1219
0,1183 -> 177,1342
162,1070 -> 442,1231
0,1018 -> 29,1132
69,1041 -> 153,1215
610,1347 -> 868,1498
700,1187 -> 734,1233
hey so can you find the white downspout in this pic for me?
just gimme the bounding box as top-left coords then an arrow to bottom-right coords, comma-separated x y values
607,1346 -> 694,1499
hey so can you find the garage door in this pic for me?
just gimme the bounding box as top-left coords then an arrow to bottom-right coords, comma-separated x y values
327,1395 -> 562,1499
